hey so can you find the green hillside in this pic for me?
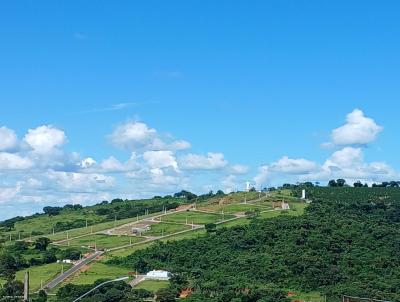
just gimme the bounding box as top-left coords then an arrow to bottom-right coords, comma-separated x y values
109,187 -> 400,302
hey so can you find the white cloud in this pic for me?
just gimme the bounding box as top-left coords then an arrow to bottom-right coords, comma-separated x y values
0,126 -> 18,151
99,153 -> 139,172
270,156 -> 318,174
143,150 -> 178,170
254,165 -> 269,187
323,147 -> 363,170
221,175 -> 240,193
331,109 -> 383,146
80,157 -> 97,168
168,140 -> 191,151
108,121 -> 157,150
0,152 -> 34,170
47,170 -> 114,193
0,183 -> 22,203
149,168 -> 180,185
180,152 -> 228,170
108,121 -> 191,152
24,125 -> 67,154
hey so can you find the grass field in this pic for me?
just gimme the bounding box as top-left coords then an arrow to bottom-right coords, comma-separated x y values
135,280 -> 170,292
144,222 -> 191,237
46,211 -> 164,242
7,212 -> 104,240
199,203 -> 271,214
10,263 -> 73,292
59,234 -> 145,250
162,211 -> 234,224
68,262 -> 131,285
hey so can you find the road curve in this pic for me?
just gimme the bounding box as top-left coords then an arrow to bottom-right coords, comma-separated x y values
44,251 -> 103,290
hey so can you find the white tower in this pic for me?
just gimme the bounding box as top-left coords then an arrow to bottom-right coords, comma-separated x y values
246,182 -> 251,192
301,189 -> 306,199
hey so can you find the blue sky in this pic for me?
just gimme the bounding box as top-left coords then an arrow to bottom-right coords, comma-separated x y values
0,1 -> 399,219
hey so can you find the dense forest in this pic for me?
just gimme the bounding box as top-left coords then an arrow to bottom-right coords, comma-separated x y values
109,188 -> 400,302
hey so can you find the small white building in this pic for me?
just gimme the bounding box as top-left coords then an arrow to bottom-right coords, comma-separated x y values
132,225 -> 151,235
282,202 -> 290,210
57,259 -> 73,264
146,270 -> 172,280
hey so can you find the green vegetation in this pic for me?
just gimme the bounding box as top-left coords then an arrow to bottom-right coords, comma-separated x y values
58,234 -> 144,250
162,211 -> 234,224
56,279 -> 133,302
110,188 -> 400,302
135,280 -> 170,292
0,196 -> 187,243
200,203 -> 271,213
17,262 -> 72,291
68,262 -> 131,285
144,222 -> 191,237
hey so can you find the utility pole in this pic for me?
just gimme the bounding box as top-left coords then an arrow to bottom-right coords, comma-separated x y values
23,272 -> 29,302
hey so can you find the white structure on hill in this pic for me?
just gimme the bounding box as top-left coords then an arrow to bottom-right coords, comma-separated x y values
246,181 -> 251,192
301,189 -> 306,199
146,270 -> 172,280
282,201 -> 290,210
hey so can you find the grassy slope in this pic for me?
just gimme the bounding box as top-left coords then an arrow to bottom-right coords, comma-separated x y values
162,211 -> 235,224
57,234 -> 145,250
135,280 -> 170,292
144,222 -> 191,237
2,191 -> 309,296
15,263 -> 73,292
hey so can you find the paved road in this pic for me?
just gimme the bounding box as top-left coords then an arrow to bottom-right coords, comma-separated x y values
44,251 -> 103,290
129,275 -> 146,287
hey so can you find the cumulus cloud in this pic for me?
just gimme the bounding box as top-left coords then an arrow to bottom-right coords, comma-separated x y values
269,156 -> 318,174
0,126 -> 18,151
168,140 -> 191,151
143,150 -> 178,170
47,170 -> 114,193
108,121 -> 157,150
221,175 -> 240,193
108,121 -> 189,152
24,125 -> 67,154
99,153 -> 139,172
0,183 -> 22,203
323,147 -> 363,169
331,109 -> 383,146
179,152 -> 228,170
254,165 -> 269,187
80,157 -> 97,168
0,152 -> 34,170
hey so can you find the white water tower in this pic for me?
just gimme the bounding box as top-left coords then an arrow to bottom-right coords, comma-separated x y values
301,189 -> 306,199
